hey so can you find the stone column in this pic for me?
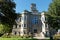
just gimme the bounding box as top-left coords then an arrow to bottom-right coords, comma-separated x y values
20,25 -> 24,36
20,13 -> 24,36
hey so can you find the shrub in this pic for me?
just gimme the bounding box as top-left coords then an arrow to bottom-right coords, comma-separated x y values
53,34 -> 60,40
0,23 -> 10,35
1,33 -> 32,38
2,34 -> 10,38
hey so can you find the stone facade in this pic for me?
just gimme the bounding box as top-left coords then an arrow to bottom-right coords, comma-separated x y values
12,3 -> 49,37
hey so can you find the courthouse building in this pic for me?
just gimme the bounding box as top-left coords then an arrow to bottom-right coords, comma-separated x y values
12,3 -> 49,37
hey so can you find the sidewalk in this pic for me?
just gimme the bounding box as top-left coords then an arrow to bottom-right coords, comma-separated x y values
33,37 -> 50,39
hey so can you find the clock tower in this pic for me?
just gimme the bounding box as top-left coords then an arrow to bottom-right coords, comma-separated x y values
30,3 -> 38,13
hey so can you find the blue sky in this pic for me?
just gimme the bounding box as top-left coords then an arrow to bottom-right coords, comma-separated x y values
14,0 -> 52,13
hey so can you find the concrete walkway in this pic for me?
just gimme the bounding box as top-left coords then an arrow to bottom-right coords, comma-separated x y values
33,37 -> 50,39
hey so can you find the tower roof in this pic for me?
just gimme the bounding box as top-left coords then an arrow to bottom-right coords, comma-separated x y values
30,3 -> 38,12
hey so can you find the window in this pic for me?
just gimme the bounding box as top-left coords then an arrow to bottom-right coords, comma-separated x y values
13,25 -> 16,28
24,30 -> 26,34
34,29 -> 37,33
22,24 -> 26,27
21,15 -> 27,21
19,32 -> 20,34
32,16 -> 38,24
20,18 -> 21,22
14,32 -> 17,35
35,20 -> 38,24
15,25 -> 17,28
22,24 -> 23,27
24,24 -> 26,27
19,25 -> 21,27
21,16 -> 24,20
16,18 -> 19,21
24,16 -> 27,20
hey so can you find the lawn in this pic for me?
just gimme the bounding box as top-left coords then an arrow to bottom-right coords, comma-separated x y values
0,38 -> 38,40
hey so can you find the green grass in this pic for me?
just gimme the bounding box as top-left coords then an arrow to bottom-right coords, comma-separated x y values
0,38 -> 38,40
0,37 -> 50,40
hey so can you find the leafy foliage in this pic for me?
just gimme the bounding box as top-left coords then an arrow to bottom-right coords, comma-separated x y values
54,34 -> 60,39
47,0 -> 60,29
45,0 -> 60,39
0,0 -> 17,25
0,23 -> 10,35
0,0 -> 17,36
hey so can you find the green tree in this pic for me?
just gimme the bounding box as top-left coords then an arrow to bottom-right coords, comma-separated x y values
47,0 -> 60,40
0,0 -> 17,25
0,0 -> 17,36
0,23 -> 10,35
48,0 -> 60,29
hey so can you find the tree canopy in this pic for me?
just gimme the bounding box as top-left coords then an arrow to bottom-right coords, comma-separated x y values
47,0 -> 60,29
0,0 -> 17,25
0,0 -> 17,35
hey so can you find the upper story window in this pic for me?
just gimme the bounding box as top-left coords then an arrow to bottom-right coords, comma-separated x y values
24,16 -> 27,20
21,14 -> 27,21
22,24 -> 26,28
16,25 -> 17,28
20,18 -> 21,22
16,17 -> 21,22
13,25 -> 16,28
32,16 -> 38,24
21,16 -> 24,20
22,24 -> 23,27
